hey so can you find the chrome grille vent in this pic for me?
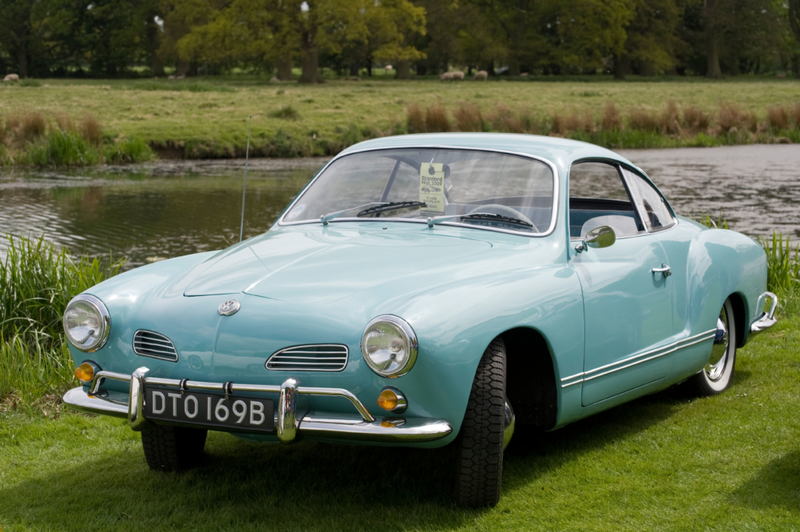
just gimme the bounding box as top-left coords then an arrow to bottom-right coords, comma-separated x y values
133,330 -> 178,362
266,344 -> 348,372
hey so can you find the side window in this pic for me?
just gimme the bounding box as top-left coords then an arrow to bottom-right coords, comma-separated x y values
621,168 -> 674,231
569,162 -> 643,239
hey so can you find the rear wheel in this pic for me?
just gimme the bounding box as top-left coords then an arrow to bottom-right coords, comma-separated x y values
690,298 -> 737,396
141,424 -> 207,471
454,338 -> 507,507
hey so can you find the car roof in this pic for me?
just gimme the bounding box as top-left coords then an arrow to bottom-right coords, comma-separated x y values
337,133 -> 636,172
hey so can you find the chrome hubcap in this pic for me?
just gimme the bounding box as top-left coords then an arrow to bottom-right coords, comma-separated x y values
706,309 -> 729,381
503,397 -> 515,449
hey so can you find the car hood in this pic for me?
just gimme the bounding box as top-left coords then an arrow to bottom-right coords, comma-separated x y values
177,225 -> 493,305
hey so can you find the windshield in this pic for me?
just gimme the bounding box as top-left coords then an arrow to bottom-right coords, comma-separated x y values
282,148 -> 555,235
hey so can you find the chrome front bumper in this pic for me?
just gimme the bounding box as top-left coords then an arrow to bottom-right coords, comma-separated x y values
63,366 -> 452,444
750,292 -> 779,338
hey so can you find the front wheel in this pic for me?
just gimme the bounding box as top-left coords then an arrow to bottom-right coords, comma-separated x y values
689,298 -> 737,396
454,338 -> 507,507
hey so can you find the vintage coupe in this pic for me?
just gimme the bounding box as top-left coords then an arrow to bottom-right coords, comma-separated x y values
63,133 -> 778,507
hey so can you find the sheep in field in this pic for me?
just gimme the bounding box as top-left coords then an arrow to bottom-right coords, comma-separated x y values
473,70 -> 488,81
3,74 -> 19,82
440,72 -> 454,81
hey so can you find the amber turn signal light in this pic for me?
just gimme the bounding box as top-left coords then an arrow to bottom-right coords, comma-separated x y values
378,389 -> 399,411
75,362 -> 95,383
377,387 -> 407,413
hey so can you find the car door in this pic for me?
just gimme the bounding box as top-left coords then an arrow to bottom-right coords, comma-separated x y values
568,162 -> 678,406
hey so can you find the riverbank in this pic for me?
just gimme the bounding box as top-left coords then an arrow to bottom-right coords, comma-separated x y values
1,77 -> 799,165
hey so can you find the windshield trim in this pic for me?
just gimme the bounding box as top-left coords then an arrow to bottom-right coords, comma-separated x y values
276,145 -> 560,238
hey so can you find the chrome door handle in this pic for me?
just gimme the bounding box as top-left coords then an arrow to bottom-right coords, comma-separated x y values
651,264 -> 671,277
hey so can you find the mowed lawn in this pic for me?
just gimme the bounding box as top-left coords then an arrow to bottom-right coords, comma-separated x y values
1,78 -> 800,157
1,313 -> 799,531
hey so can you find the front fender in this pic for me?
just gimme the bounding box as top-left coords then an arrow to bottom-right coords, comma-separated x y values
391,260 -> 584,437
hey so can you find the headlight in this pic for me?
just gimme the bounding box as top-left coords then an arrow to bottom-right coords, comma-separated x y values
361,315 -> 418,378
63,294 -> 111,352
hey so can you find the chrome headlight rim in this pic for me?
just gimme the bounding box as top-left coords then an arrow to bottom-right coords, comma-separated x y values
361,315 -> 418,378
63,294 -> 111,353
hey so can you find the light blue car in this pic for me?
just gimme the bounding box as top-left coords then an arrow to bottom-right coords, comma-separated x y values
63,133 -> 778,507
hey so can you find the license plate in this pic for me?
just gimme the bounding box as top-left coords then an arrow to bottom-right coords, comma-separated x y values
144,387 -> 274,433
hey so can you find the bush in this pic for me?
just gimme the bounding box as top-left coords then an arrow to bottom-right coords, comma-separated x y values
682,106 -> 711,133
103,137 -> 154,163
766,106 -> 789,132
406,103 -> 425,133
454,103 -> 484,132
81,113 -> 102,145
424,104 -> 450,132
627,109 -> 660,132
718,103 -> 757,134
22,129 -> 101,167
600,102 -> 622,131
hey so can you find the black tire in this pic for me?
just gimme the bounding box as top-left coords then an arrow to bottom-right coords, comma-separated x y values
141,424 -> 207,471
689,298 -> 737,396
454,337 -> 507,507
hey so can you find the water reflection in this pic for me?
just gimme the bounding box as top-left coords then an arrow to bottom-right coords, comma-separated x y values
0,146 -> 797,269
0,159 -> 324,269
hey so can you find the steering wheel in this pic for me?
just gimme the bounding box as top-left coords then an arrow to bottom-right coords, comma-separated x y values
467,204 -> 538,231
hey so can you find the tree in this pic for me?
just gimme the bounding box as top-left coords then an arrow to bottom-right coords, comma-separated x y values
787,0 -> 800,75
0,0 -> 51,77
616,0 -> 685,78
366,0 -> 427,79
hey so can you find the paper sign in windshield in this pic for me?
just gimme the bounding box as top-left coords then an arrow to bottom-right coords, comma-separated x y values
419,163 -> 445,214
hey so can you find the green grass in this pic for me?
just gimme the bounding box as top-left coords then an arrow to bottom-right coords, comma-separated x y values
0,313 -> 798,531
0,77 -> 798,161
0,235 -> 123,401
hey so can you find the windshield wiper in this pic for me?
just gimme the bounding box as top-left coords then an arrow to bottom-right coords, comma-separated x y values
357,201 -> 427,217
426,212 -> 533,228
320,201 -> 427,225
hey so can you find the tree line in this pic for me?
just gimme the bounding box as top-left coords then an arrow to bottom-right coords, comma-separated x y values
1,0 -> 800,81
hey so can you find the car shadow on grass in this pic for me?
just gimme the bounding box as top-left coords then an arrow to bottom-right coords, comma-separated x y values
0,377 -> 741,531
730,451 -> 800,511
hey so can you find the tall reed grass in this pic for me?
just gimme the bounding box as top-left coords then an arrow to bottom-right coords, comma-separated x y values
0,235 -> 123,402
760,232 -> 800,300
0,111 -> 152,166
401,100 -> 800,149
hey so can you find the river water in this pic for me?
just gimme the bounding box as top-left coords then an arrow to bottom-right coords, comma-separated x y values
1,145 -> 798,269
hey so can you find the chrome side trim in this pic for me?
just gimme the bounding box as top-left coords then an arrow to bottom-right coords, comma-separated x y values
750,292 -> 779,337
561,330 -> 717,388
277,144 -> 561,238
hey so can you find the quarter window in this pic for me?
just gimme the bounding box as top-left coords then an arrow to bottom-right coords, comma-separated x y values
568,162 -> 643,238
621,168 -> 674,231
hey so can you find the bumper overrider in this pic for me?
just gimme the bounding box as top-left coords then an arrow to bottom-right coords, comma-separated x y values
750,292 -> 779,337
63,366 -> 453,443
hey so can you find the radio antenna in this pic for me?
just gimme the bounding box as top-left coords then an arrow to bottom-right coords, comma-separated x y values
239,115 -> 252,242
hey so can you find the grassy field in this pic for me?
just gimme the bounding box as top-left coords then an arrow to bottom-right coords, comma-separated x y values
1,76 -> 800,163
1,313 -> 798,531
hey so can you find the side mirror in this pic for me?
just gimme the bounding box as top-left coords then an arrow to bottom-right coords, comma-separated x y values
575,225 -> 616,253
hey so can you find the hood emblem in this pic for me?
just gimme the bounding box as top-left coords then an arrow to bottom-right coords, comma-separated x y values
218,299 -> 241,316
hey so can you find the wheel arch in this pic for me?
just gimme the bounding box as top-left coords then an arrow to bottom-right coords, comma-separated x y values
501,327 -> 558,430
728,292 -> 748,348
